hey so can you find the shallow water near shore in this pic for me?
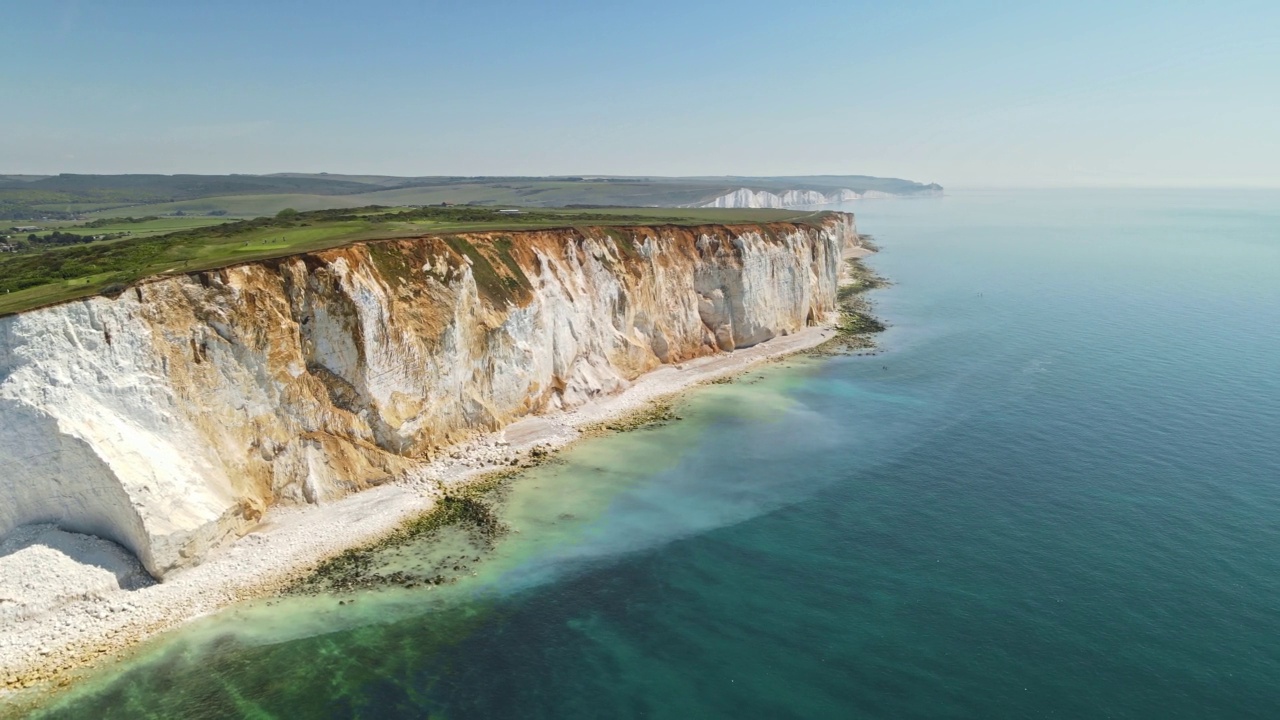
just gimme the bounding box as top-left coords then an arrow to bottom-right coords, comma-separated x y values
24,189 -> 1280,718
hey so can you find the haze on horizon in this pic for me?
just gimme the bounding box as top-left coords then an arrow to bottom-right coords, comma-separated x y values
2,0 -> 1277,188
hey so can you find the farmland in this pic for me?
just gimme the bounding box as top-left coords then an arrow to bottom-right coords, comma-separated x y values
0,173 -> 940,221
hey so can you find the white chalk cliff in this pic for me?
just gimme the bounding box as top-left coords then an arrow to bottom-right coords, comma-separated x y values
697,188 -> 894,209
0,216 -> 859,578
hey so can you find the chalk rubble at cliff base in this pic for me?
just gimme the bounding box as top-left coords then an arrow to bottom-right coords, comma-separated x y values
0,526 -> 152,625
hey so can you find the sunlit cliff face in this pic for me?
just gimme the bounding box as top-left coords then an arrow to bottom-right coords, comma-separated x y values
0,216 -> 858,578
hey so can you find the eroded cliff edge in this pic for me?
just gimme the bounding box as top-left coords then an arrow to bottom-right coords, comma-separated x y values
0,215 -> 859,578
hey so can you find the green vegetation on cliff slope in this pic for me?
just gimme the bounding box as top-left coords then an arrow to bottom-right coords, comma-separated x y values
0,205 -> 838,316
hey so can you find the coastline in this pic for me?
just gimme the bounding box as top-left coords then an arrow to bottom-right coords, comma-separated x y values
1,245 -> 879,702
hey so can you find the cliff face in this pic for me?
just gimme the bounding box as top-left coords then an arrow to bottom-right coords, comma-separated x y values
699,186 -> 939,209
699,188 -> 859,209
0,216 -> 858,578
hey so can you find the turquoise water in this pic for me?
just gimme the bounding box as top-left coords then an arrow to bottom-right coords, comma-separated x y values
27,189 -> 1280,719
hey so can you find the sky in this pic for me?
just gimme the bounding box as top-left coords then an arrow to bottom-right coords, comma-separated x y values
1,0 -> 1277,187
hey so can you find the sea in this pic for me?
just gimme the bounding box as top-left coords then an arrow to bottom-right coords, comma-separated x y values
22,188 -> 1280,719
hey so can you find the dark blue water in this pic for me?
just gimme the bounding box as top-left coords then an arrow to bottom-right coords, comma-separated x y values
27,189 -> 1280,719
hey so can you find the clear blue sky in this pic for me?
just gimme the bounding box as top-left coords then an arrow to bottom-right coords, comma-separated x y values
2,0 -> 1277,186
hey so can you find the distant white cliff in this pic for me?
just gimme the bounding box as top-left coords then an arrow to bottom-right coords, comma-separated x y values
697,188 -> 903,209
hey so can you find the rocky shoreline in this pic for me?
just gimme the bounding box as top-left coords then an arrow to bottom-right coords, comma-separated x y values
0,244 -> 886,711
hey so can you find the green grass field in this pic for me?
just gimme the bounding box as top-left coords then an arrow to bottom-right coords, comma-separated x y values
74,183 -> 713,219
0,206 -> 831,316
19,216 -> 234,240
79,193 -> 372,218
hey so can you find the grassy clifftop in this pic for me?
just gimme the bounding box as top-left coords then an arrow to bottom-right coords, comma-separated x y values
0,205 -> 838,317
